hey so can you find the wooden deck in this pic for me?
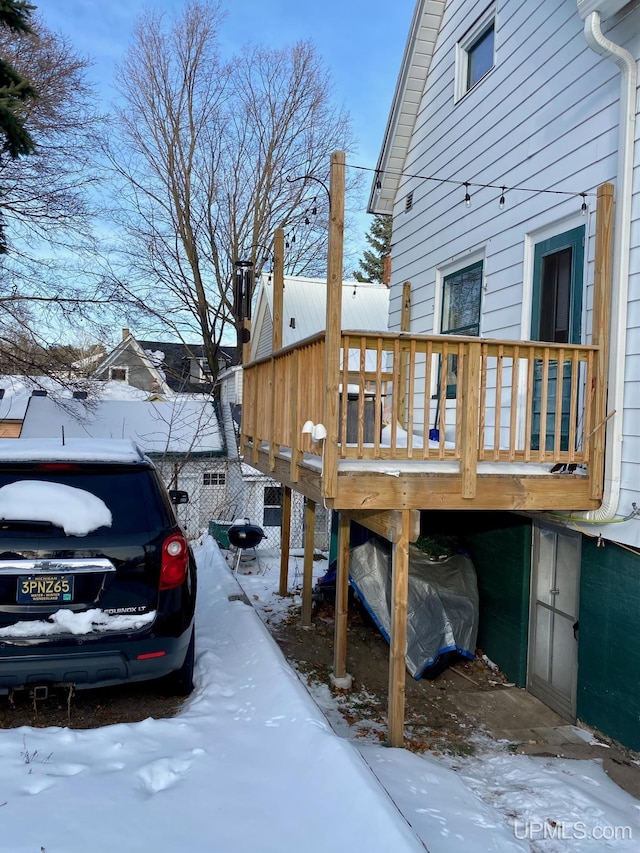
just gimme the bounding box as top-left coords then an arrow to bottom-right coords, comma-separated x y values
241,329 -> 606,513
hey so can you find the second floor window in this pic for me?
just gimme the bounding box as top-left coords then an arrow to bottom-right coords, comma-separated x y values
456,4 -> 496,100
466,23 -> 495,91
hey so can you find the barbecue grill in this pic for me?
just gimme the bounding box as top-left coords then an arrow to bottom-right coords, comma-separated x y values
227,519 -> 266,572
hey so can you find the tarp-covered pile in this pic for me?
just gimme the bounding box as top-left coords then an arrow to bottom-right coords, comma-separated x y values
348,539 -> 479,679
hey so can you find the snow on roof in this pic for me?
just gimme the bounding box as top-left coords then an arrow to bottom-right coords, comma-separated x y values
0,437 -> 145,464
20,396 -> 224,455
0,376 -> 150,422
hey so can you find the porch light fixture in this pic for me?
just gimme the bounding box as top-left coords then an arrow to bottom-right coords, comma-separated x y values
311,423 -> 327,441
301,420 -> 327,442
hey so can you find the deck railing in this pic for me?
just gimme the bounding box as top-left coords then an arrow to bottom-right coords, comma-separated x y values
242,330 -> 603,500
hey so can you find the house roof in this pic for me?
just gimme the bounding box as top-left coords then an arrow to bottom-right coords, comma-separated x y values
250,274 -> 390,360
0,376 -> 150,423
368,0 -> 446,215
137,341 -> 237,391
20,396 -> 225,456
92,336 -> 173,395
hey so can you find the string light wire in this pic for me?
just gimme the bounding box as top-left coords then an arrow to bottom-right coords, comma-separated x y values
361,162 -> 594,203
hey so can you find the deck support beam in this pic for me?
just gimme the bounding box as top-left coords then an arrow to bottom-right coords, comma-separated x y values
278,486 -> 292,597
339,508 -> 420,544
301,499 -> 315,627
331,512 -> 352,688
388,509 -> 410,747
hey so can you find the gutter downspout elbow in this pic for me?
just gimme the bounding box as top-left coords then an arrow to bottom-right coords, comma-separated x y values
580,11 -> 636,522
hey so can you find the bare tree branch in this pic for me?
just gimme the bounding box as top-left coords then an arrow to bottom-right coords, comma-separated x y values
105,0 -> 360,373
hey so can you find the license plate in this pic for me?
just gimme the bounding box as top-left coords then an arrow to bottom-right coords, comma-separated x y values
17,574 -> 74,604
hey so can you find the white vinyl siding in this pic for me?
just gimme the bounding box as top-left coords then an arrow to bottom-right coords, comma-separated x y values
386,0 -> 640,545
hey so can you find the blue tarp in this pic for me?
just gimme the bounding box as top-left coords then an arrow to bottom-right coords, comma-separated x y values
348,539 -> 479,679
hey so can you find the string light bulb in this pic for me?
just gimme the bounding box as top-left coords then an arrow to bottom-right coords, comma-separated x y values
580,193 -> 588,215
375,178 -> 382,196
464,183 -> 471,208
499,187 -> 506,210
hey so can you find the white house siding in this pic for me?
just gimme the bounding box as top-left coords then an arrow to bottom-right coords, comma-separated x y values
387,0 -> 640,545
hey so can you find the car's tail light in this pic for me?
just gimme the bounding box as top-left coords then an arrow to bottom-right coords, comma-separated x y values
160,532 -> 189,590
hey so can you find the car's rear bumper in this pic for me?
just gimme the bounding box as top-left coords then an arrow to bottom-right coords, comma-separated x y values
0,625 -> 193,692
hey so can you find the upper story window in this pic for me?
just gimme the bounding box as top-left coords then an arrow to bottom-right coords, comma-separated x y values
456,4 -> 496,101
467,24 -> 494,89
110,367 -> 128,382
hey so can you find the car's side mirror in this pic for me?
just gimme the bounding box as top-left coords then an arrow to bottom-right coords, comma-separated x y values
169,489 -> 189,505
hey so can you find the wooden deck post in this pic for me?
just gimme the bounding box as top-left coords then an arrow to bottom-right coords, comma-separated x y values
460,341 -> 480,498
272,228 -> 285,352
323,151 -> 346,501
589,182 -> 614,500
398,282 -> 411,428
388,509 -> 410,747
301,499 -> 316,627
331,512 -> 352,688
278,486 -> 292,597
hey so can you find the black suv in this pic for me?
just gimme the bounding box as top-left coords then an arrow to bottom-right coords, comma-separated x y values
0,438 -> 196,697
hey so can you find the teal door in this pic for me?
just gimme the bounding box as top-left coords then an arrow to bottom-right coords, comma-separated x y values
531,227 -> 584,451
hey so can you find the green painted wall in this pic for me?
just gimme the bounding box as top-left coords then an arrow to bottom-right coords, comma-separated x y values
420,512 -> 531,686
578,537 -> 640,751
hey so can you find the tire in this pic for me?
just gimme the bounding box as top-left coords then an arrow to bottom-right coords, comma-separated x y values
159,628 -> 195,696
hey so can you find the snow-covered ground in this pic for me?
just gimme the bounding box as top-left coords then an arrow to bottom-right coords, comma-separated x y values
0,536 -> 636,853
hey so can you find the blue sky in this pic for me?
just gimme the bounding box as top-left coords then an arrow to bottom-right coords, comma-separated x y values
38,0 -> 415,184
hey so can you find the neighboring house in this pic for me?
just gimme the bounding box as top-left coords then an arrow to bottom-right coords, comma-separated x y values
92,330 -> 235,395
250,273 -> 390,361
20,394 -> 226,539
362,0 -> 640,749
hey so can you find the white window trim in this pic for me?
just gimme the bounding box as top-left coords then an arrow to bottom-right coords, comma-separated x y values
430,250 -> 486,405
454,3 -> 496,103
521,213 -> 589,341
433,249 -> 486,335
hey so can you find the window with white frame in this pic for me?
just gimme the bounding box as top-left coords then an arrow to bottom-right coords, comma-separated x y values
456,4 -> 496,100
440,260 -> 483,395
263,486 -> 283,527
203,470 -> 225,486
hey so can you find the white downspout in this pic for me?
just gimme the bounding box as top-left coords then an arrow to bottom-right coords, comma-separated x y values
581,11 -> 637,521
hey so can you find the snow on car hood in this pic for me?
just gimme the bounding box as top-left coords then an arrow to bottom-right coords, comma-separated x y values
0,608 -> 156,637
0,480 -> 112,536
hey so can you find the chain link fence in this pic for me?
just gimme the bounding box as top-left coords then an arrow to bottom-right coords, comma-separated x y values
156,456 -> 330,551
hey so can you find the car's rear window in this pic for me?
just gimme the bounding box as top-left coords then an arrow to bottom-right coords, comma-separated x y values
0,465 -> 171,536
